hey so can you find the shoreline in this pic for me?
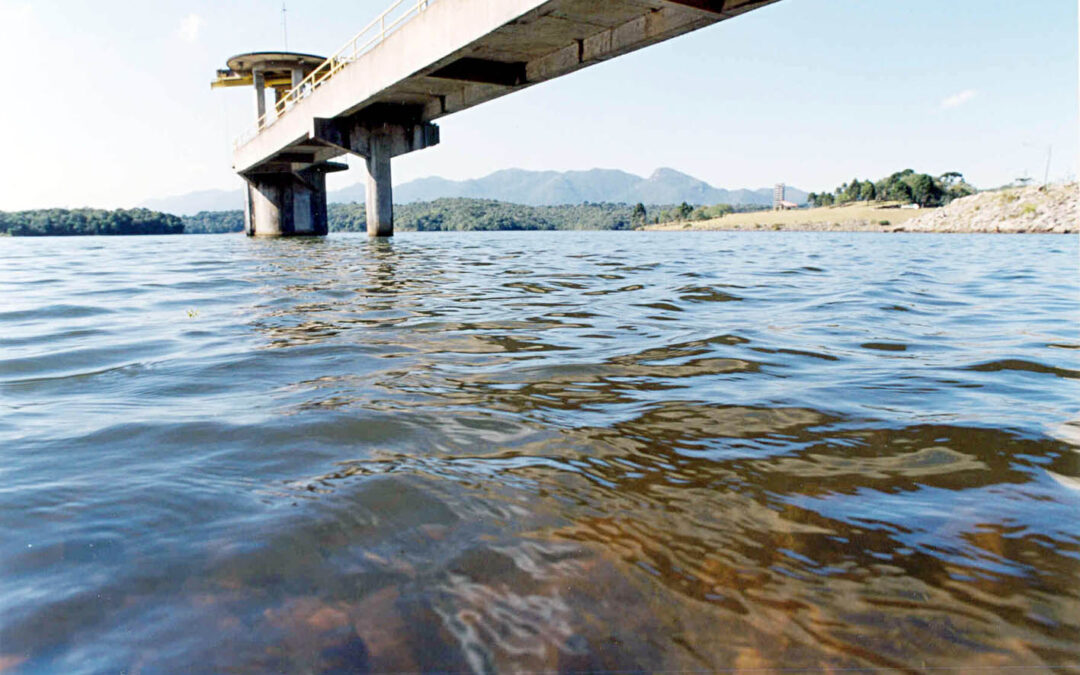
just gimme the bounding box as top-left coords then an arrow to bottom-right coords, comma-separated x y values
644,183 -> 1076,235
641,222 -> 1075,234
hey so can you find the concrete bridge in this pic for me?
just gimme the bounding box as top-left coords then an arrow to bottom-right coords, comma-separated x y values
215,0 -> 779,237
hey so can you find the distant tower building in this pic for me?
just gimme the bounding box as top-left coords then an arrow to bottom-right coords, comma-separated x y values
773,183 -> 786,210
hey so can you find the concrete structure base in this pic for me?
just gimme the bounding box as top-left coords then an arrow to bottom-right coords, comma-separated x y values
243,162 -> 346,236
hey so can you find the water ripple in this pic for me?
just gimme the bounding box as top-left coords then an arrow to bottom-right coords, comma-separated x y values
0,231 -> 1077,672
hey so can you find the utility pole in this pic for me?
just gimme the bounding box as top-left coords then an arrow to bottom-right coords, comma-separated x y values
1043,145 -> 1052,186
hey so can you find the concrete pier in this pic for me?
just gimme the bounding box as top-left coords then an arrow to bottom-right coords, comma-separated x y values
310,115 -> 440,237
364,135 -> 393,237
244,162 -> 346,236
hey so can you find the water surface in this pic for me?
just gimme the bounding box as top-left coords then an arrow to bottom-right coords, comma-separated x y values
1,231 -> 1078,672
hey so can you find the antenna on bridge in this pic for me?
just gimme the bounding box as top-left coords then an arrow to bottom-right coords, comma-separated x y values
281,2 -> 289,50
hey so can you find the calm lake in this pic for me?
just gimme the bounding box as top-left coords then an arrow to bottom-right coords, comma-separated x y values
1,231 -> 1078,673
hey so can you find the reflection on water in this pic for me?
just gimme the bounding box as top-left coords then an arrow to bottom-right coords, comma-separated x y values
0,231 -> 1078,673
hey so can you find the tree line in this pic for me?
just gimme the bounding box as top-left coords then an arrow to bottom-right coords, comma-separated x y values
181,199 -> 780,234
0,197 -> 775,237
807,170 -> 974,208
649,202 -> 769,224
0,208 -> 184,236
179,199 -> 749,234
182,211 -> 244,234
333,199 -> 680,231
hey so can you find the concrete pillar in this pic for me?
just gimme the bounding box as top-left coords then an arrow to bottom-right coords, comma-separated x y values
291,67 -> 305,89
243,165 -> 330,237
364,134 -> 393,237
308,117 -> 439,237
253,68 -> 267,127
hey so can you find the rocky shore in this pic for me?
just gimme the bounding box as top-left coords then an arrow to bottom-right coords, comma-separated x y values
897,183 -> 1076,234
645,183 -> 1077,234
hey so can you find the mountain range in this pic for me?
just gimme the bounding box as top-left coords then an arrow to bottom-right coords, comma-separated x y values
142,168 -> 807,215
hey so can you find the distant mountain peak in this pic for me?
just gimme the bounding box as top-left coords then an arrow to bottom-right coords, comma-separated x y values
648,167 -> 695,180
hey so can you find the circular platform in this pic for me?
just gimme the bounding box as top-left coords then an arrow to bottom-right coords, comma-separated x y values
225,52 -> 327,76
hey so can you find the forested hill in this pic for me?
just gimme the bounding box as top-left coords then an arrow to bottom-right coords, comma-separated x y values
333,199 -> 661,232
0,208 -> 184,236
180,199 -> 760,234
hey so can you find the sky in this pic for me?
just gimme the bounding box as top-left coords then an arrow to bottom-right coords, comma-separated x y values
0,0 -> 1076,211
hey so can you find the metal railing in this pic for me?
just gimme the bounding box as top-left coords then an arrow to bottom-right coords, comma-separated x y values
234,0 -> 436,149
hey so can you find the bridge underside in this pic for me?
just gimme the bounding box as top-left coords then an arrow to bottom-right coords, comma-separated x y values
234,0 -> 779,236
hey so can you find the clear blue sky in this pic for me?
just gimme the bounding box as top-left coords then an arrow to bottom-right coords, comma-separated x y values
0,0 -> 1075,210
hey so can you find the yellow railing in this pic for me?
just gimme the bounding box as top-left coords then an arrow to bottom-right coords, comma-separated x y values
235,0 -> 436,148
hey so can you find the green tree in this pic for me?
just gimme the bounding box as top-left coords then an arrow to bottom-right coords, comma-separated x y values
903,173 -> 942,207
708,203 -> 733,218
841,177 -> 861,203
885,180 -> 913,203
946,180 -> 975,202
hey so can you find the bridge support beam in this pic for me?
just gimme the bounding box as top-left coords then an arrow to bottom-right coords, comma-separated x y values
313,115 -> 440,237
243,162 -> 345,237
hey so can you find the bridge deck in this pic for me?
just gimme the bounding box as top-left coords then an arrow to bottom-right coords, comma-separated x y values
233,0 -> 777,175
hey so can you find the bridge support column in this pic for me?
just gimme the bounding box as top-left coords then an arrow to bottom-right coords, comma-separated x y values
364,135 -> 393,237
243,162 -> 345,237
312,115 -> 440,238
